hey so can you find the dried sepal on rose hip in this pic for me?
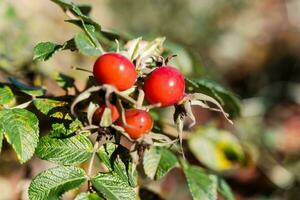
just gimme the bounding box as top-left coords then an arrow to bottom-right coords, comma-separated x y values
92,104 -> 120,125
143,66 -> 185,107
93,53 -> 137,91
118,109 -> 153,139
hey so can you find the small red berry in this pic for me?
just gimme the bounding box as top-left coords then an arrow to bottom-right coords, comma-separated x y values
93,53 -> 137,91
118,109 -> 153,139
93,104 -> 120,124
143,66 -> 185,106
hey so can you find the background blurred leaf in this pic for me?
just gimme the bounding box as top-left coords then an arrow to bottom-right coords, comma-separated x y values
188,126 -> 244,171
165,42 -> 193,75
0,108 -> 39,163
9,77 -> 45,97
53,72 -> 75,90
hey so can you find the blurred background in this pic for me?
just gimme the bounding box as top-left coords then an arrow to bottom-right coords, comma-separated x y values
1,0 -> 300,199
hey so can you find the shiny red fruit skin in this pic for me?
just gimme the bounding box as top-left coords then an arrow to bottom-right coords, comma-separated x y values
118,109 -> 153,139
93,104 -> 120,124
143,66 -> 185,106
93,53 -> 137,91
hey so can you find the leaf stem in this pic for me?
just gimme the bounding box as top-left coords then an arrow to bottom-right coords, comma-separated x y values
87,135 -> 101,178
136,88 -> 144,108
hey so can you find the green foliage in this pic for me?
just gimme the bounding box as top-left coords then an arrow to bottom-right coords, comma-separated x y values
33,42 -> 63,61
97,144 -> 136,187
9,77 -> 45,97
0,108 -> 39,163
0,0 -> 243,199
75,193 -> 103,200
0,85 -> 14,107
36,134 -> 93,165
91,172 -> 137,200
188,126 -> 244,171
143,146 -> 178,180
74,32 -> 102,56
33,98 -> 71,119
28,166 -> 86,200
33,39 -> 76,61
49,119 -> 83,137
182,162 -> 218,200
217,178 -> 235,200
186,78 -> 240,118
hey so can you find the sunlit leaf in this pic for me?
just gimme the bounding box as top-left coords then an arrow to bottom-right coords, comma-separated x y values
33,98 -> 71,119
97,143 -> 136,187
36,134 -> 93,165
0,108 -> 39,163
0,85 -> 14,107
91,172 -> 136,200
28,166 -> 86,200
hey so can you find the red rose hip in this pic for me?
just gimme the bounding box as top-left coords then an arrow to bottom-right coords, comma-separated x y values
118,109 -> 153,139
143,66 -> 185,106
93,104 -> 120,124
93,53 -> 137,91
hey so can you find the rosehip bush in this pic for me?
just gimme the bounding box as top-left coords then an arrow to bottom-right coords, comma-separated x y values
0,0 -> 242,199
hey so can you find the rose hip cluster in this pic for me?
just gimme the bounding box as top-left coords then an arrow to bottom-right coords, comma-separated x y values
92,52 -> 185,139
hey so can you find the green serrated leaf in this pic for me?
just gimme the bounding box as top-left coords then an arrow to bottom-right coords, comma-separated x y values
33,39 -> 76,62
28,166 -> 86,200
0,108 -> 39,163
91,172 -> 136,200
143,147 -> 178,180
33,42 -> 62,61
50,119 -> 83,137
182,162 -> 218,200
98,144 -> 136,187
186,78 -> 241,118
9,77 -> 45,97
75,32 -> 102,56
188,126 -> 244,171
74,192 -> 103,200
36,134 -> 93,165
217,178 -> 235,200
0,85 -> 14,107
33,98 -> 71,119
